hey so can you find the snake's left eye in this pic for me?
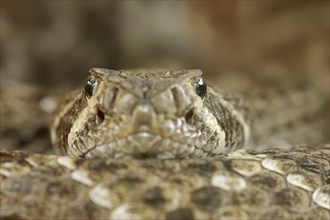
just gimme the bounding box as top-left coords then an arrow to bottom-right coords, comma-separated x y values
194,78 -> 207,98
85,76 -> 98,99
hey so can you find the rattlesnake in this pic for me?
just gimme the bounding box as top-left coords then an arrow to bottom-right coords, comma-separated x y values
1,68 -> 329,219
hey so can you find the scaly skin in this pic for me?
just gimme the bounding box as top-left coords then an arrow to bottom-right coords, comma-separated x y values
51,69 -> 327,158
1,145 -> 329,219
0,69 -> 329,219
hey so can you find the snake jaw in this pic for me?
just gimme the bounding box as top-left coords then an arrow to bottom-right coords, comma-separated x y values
81,132 -> 206,159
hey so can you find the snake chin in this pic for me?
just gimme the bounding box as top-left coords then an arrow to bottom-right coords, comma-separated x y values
80,132 -> 209,159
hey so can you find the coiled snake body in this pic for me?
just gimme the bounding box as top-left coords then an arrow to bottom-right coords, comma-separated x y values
1,69 -> 329,219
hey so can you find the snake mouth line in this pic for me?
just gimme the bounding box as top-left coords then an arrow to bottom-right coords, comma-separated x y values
79,132 -> 210,159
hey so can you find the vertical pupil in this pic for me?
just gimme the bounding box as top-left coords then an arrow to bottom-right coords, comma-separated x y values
85,77 -> 96,98
195,78 -> 207,98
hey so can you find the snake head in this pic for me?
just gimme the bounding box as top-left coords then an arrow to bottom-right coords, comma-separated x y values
52,68 -> 234,159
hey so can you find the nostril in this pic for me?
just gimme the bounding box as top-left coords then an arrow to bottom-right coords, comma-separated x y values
185,108 -> 194,123
96,109 -> 105,124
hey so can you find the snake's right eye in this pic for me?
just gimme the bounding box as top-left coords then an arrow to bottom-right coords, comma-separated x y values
85,76 -> 98,99
194,78 -> 207,98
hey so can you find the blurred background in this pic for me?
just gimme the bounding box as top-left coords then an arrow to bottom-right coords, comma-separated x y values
0,1 -> 329,153
1,1 -> 329,92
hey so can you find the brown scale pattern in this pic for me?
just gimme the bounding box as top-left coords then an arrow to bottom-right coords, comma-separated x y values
1,144 -> 329,219
53,91 -> 86,154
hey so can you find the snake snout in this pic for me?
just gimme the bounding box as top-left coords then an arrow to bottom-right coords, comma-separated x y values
130,102 -> 157,132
